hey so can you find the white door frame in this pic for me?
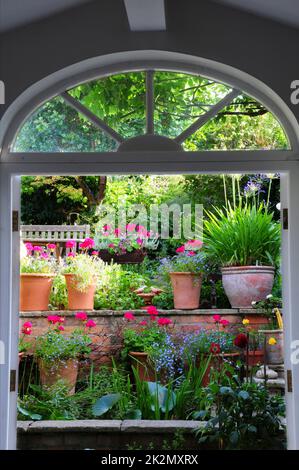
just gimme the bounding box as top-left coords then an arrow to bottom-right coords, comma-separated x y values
1,51 -> 299,450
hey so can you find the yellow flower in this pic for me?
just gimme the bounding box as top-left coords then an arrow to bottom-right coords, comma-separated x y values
268,337 -> 277,345
242,318 -> 250,325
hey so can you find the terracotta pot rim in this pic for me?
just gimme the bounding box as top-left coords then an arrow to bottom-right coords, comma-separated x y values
129,351 -> 148,357
169,271 -> 202,276
20,273 -> 55,277
221,265 -> 275,273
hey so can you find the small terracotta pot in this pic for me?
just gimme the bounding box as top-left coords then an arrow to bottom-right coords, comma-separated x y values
170,272 -> 202,309
221,265 -> 275,308
259,329 -> 284,365
129,351 -> 156,382
64,274 -> 96,310
247,350 -> 264,367
38,358 -> 79,395
20,273 -> 54,311
199,352 -> 240,386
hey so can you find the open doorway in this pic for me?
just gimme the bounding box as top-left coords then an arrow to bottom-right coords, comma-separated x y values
16,172 -> 286,450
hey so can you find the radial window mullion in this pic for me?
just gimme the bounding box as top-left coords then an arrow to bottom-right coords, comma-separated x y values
146,70 -> 155,134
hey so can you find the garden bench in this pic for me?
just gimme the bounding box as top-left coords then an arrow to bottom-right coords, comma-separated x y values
21,224 -> 90,259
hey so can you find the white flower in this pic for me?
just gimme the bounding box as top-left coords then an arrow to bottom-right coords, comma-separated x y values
251,301 -> 256,305
266,294 -> 273,299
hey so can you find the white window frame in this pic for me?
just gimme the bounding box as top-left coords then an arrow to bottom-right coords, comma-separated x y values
1,50 -> 299,450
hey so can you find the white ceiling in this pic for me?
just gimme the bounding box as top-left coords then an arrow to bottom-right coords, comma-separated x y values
215,0 -> 299,29
0,0 -> 91,33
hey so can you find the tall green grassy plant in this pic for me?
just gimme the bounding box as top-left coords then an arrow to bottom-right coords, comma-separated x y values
204,203 -> 280,267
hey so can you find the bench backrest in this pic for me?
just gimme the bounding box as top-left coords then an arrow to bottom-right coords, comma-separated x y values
20,225 -> 90,242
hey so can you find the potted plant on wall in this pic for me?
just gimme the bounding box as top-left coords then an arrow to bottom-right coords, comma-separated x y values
121,307 -> 173,382
160,240 -> 206,309
20,243 -> 56,311
35,313 -> 96,394
62,238 -> 103,310
204,203 -> 280,308
94,224 -> 159,264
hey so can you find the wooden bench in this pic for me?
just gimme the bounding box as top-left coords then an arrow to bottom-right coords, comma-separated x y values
21,225 -> 90,258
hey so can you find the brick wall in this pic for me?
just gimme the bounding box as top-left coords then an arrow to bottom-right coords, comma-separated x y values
19,309 -> 270,365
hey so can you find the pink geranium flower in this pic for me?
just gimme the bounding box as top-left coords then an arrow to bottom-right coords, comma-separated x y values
187,251 -> 196,256
157,317 -> 172,326
146,306 -> 158,316
136,237 -> 143,246
103,224 -> 111,231
25,242 -> 33,253
220,319 -> 230,327
139,320 -> 147,326
79,238 -> 95,250
58,325 -> 65,331
91,251 -> 99,256
75,311 -> 88,321
47,243 -> 56,251
21,321 -> 32,335
213,314 -> 222,323
124,312 -> 135,321
66,240 -> 76,248
47,315 -> 64,324
67,252 -> 76,257
126,223 -> 136,232
114,228 -> 121,237
33,246 -> 42,252
176,245 -> 185,253
40,252 -> 49,259
86,319 -> 96,328
108,243 -> 115,249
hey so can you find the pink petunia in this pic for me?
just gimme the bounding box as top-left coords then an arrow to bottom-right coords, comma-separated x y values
86,319 -> 96,328
66,240 -> 76,248
146,306 -> 158,316
75,311 -> 88,321
124,312 -> 135,321
157,317 -> 172,326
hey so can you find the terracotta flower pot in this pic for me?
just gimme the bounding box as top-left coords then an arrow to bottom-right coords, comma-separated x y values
20,273 -> 54,311
259,329 -> 284,365
221,266 -> 275,308
129,351 -> 156,382
197,352 -> 240,386
170,272 -> 202,309
38,358 -> 79,395
247,350 -> 264,367
64,274 -> 96,310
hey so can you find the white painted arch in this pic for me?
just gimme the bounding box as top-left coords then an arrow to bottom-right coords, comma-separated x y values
1,51 -> 299,450
1,50 -> 299,159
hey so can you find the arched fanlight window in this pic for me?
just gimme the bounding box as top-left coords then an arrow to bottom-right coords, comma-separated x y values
12,70 -> 289,153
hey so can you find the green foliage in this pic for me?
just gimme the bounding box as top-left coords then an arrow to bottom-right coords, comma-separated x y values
35,330 -> 91,365
196,381 -> 285,449
122,324 -> 167,359
49,274 -> 68,310
94,264 -> 147,310
63,254 -> 104,291
204,203 -> 281,267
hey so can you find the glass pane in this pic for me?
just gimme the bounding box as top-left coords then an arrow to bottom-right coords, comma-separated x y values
183,93 -> 290,150
154,71 -> 231,138
68,72 -> 146,139
13,97 -> 117,152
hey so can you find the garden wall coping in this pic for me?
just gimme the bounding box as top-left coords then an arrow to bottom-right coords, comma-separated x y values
19,308 -> 266,317
17,420 -> 204,434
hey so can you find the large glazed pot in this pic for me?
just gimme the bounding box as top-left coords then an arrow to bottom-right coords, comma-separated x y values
221,266 -> 275,308
259,329 -> 284,365
170,272 -> 202,309
39,358 -> 79,395
20,273 -> 54,311
64,274 -> 96,310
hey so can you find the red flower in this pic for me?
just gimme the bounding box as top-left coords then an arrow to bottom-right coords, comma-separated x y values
75,311 -> 88,321
220,319 -> 230,327
210,343 -> 221,355
176,245 -> 185,253
157,317 -> 172,326
86,319 -> 96,328
213,314 -> 222,323
58,325 -> 65,331
79,238 -> 95,249
124,312 -> 135,321
139,320 -> 147,326
47,315 -> 64,324
66,240 -> 76,248
234,333 -> 248,349
21,321 -> 32,335
146,306 -> 158,316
